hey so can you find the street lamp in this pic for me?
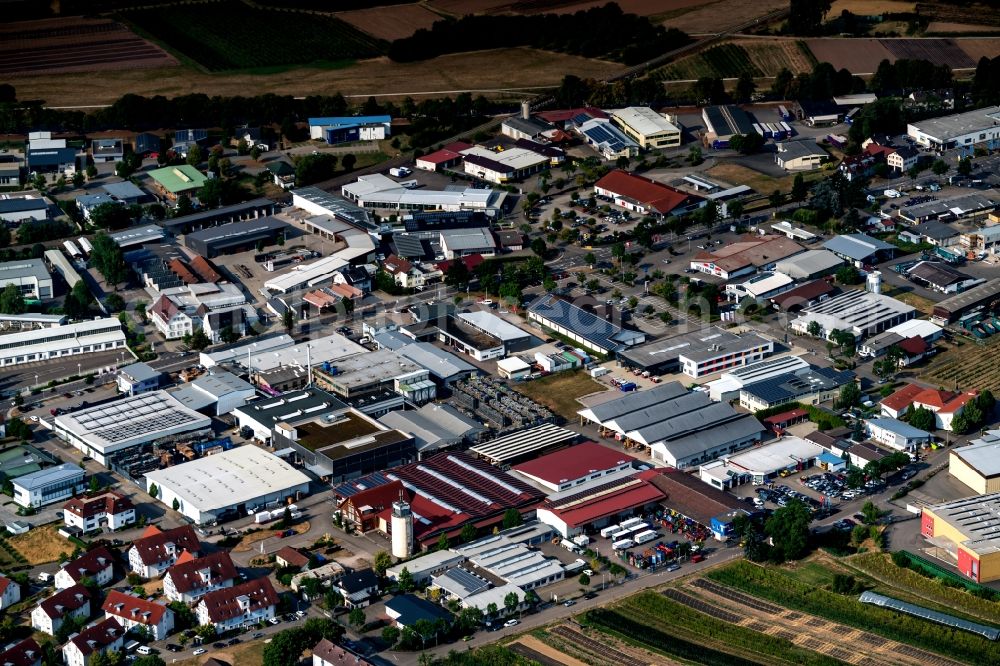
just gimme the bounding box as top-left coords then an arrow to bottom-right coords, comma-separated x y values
77,362 -> 81,378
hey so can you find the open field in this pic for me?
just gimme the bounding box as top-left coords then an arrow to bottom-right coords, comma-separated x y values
880,37 -> 976,67
707,560 -> 1000,665
659,0 -> 788,34
957,37 -> 1000,61
513,371 -> 608,421
0,16 -> 176,76
921,336 -> 1000,393
828,0 -> 916,14
742,40 -> 818,75
706,161 -> 824,195
510,636 -> 589,666
806,38 -> 895,73
429,0 -> 704,15
336,4 -> 443,41
918,1 -> 1000,28
172,636 -> 266,666
928,22 -> 1000,33
9,47 -> 625,108
9,524 -> 69,565
121,1 -> 383,71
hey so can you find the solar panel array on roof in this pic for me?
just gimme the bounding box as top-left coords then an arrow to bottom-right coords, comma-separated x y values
392,235 -> 427,258
468,423 -> 578,464
859,591 -> 1000,640
583,122 -> 632,153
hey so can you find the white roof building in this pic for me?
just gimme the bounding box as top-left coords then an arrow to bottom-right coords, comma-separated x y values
725,271 -> 795,301
200,334 -> 294,368
342,174 -> 505,214
143,446 -> 311,525
791,290 -> 916,340
0,318 -> 126,369
705,355 -> 811,402
53,391 -> 212,465
702,436 -> 825,484
609,106 -> 682,149
263,256 -> 350,295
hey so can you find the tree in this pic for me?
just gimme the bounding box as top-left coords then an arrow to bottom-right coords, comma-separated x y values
584,252 -> 597,267
530,237 -> 547,257
503,590 -> 519,616
171,498 -> 180,511
381,625 -> 400,645
373,550 -> 392,576
348,607 -> 366,629
219,326 -> 240,344
283,308 -> 295,332
765,498 -> 812,562
397,567 -> 414,592
342,154 -> 357,172
578,573 -> 590,586
735,71 -> 756,102
789,0 -> 832,35
0,284 -> 25,315
957,158 -> 973,177
174,194 -> 194,217
148,483 -> 158,499
460,523 -> 477,543
838,382 -> 862,409
502,508 -> 523,529
791,173 -> 808,202
295,153 -> 337,186
931,159 -> 948,176
729,133 -> 765,154
807,320 -> 822,337
835,265 -> 861,285
89,202 -> 131,230
72,172 -> 85,188
186,328 -> 210,351
104,293 -> 125,312
444,260 -> 471,289
89,233 -> 128,288
861,500 -> 881,525
728,200 -> 745,220
436,533 -> 449,551
769,190 -> 785,208
908,405 -> 936,432
88,475 -> 101,493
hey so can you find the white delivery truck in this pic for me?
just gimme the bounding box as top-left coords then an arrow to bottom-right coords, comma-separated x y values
634,529 -> 658,545
619,517 -> 644,531
612,538 -> 635,551
600,524 -> 620,538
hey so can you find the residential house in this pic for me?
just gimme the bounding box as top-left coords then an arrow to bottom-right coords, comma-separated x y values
102,590 -> 174,641
149,295 -> 194,340
880,383 -> 979,432
163,551 -> 238,604
55,547 -> 115,591
0,574 -> 21,610
195,578 -> 279,634
232,127 -> 271,152
269,162 -> 295,190
333,568 -> 379,609
0,638 -> 41,666
274,547 -> 309,571
200,305 -> 254,344
63,491 -> 136,533
61,618 -> 123,666
899,223 -> 960,248
127,525 -> 201,578
382,255 -> 438,289
333,266 -> 372,294
31,584 -> 91,636
312,639 -> 372,666
0,157 -> 20,188
888,146 -> 919,173
90,139 -> 124,165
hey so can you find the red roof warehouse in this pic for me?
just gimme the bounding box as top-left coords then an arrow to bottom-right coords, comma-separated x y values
334,451 -> 544,549
594,170 -> 704,218
512,442 -> 637,493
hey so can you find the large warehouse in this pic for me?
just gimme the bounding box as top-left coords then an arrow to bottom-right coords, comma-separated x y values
143,446 -> 311,525
702,105 -> 757,148
184,218 -> 289,258
931,278 -> 1000,324
618,326 -> 773,378
791,290 -> 915,340
53,391 -> 213,466
921,493 -> 1000,583
609,107 -> 682,149
577,382 -> 765,469
0,318 -> 126,369
907,105 -> 1000,150
0,259 -> 53,300
950,431 -> 1000,495
526,294 -> 646,356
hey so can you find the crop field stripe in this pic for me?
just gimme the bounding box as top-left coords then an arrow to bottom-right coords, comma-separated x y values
549,626 -> 648,666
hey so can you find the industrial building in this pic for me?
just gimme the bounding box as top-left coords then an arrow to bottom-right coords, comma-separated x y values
312,348 -> 436,407
699,436 -> 825,486
169,370 -> 256,416
143,446 -> 310,525
0,259 -> 52,300
691,235 -> 804,280
291,186 -> 376,233
610,107 -> 682,149
823,233 -> 896,266
460,145 -> 551,184
770,280 -> 839,312
511,442 -> 637,494
395,343 -> 477,387
53,391 -> 213,466
774,140 -> 827,171
618,326 -> 773,378
527,294 -> 645,356
702,105 -> 756,148
342,174 -> 507,216
858,318 -> 943,358
233,387 -> 348,443
773,250 -> 844,281
468,423 -> 578,466
577,382 -> 765,469
333,452 -> 544,550
907,105 -> 1000,150
147,165 -> 207,198
791,290 -> 916,340
725,272 -> 795,302
12,464 -> 85,508
184,217 -> 288,258
439,228 -> 497,260
0,317 -> 126,369
0,196 -> 48,223
906,261 -> 981,294
159,198 -> 276,235
705,355 -> 811,402
950,430 -> 1000,494
577,118 -> 639,160
378,403 -> 484,456
932,278 -> 1000,324
308,116 -> 391,143
647,469 -> 746,539
593,170 -> 704,219
739,366 -> 855,412
921,492 -> 1000,582
865,417 -> 933,452
535,468 -> 664,538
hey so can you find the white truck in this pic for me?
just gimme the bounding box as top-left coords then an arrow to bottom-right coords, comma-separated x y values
389,167 -> 412,178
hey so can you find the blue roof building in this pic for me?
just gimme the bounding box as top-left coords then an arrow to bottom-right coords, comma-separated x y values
308,116 -> 392,145
11,463 -> 85,508
527,294 -> 645,356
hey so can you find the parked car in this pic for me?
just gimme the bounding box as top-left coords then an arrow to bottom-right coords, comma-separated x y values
504,619 -> 519,628
192,649 -> 206,656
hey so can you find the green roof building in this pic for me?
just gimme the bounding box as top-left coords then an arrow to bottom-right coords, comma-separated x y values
148,165 -> 207,197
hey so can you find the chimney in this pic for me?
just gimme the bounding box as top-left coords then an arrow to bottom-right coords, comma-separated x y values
521,100 -> 530,120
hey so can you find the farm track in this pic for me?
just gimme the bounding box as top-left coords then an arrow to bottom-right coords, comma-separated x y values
685,577 -> 969,666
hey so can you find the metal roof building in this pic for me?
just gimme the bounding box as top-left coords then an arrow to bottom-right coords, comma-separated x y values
291,187 -> 375,232
774,249 -> 844,280
143,446 -> 311,525
791,290 -> 915,340
53,391 -> 213,465
468,423 -> 578,465
457,311 -> 530,346
921,491 -> 1000,582
527,294 -> 645,356
378,403 -> 484,455
739,366 -> 855,412
950,430 -> 1000,495
822,233 -> 896,264
705,355 -> 812,401
108,224 -> 165,248
618,326 -> 773,378
184,217 -> 289,258
932,278 -> 1000,323
393,343 -> 476,385
12,463 -> 85,509
709,436 -> 825,484
900,194 -> 997,225
159,198 -> 276,234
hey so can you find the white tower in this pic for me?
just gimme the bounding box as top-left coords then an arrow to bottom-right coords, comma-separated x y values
521,100 -> 530,120
867,270 -> 882,295
391,492 -> 414,559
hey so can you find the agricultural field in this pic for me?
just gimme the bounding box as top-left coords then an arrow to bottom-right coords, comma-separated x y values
917,1 -> 1000,28
880,37 -> 976,67
121,0 -> 383,72
957,37 -> 1000,61
659,39 -> 817,79
706,162 -> 824,195
828,0 -> 916,14
7,47 -> 626,107
0,16 -> 176,76
513,370 -> 608,421
429,0 -> 705,16
806,37 -> 895,73
707,560 -> 1000,666
659,0 -> 788,34
336,4 -> 443,41
921,336 -> 1000,393
927,22 -> 1000,33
